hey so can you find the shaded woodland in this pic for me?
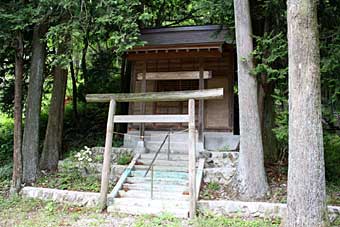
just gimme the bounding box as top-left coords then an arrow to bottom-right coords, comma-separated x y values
0,0 -> 339,226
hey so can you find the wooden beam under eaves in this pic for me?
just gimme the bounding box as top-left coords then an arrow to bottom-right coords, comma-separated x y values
136,71 -> 212,80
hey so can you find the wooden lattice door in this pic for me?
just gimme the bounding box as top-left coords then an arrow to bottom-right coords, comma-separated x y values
154,80 -> 199,129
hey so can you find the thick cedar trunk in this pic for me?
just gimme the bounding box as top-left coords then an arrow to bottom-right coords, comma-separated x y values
259,82 -> 278,162
10,31 -> 24,194
233,0 -> 269,199
40,63 -> 68,171
22,24 -> 48,183
69,59 -> 78,121
286,0 -> 328,226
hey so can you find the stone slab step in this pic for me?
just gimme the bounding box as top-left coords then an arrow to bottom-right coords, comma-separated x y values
137,159 -> 188,167
145,141 -> 188,152
134,164 -> 188,172
107,198 -> 189,218
122,183 -> 188,193
140,153 -> 188,161
126,177 -> 188,185
108,204 -> 188,218
118,190 -> 189,200
131,170 -> 188,180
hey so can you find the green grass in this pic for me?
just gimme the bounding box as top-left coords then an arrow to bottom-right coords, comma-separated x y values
134,213 -> 183,227
134,213 -> 281,227
192,214 -> 280,227
0,195 -> 339,227
0,196 -> 99,227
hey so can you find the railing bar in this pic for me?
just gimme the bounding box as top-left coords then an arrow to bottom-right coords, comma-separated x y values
143,134 -> 169,177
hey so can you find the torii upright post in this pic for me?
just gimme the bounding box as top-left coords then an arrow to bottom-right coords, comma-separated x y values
188,98 -> 196,218
99,99 -> 116,210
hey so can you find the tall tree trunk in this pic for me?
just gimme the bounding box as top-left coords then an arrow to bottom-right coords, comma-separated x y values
22,23 -> 48,183
286,0 -> 328,226
259,82 -> 278,162
233,0 -> 269,199
69,59 -> 78,121
40,48 -> 68,171
10,31 -> 24,194
81,31 -> 89,88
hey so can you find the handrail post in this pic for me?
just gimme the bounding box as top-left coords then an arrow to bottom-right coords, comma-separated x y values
151,164 -> 154,199
167,129 -> 171,160
188,98 -> 196,218
99,99 -> 116,210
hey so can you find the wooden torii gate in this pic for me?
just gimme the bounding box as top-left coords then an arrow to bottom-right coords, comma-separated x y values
86,88 -> 223,218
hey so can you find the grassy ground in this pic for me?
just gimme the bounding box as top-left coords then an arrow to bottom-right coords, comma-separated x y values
0,196 -> 282,227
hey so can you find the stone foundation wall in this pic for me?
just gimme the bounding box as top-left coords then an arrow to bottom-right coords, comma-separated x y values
201,151 -> 239,191
21,186 -> 340,223
199,200 -> 340,223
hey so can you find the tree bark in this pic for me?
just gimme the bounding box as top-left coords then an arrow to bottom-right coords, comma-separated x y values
22,23 -> 48,183
69,59 -> 78,121
40,48 -> 68,171
286,0 -> 328,226
233,0 -> 269,199
81,31 -> 89,88
259,82 -> 278,162
10,31 -> 24,194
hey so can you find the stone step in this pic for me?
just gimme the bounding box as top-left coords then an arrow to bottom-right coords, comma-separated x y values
107,198 -> 189,218
145,141 -> 188,153
122,183 -> 188,193
118,190 -> 189,201
150,133 -> 191,142
133,164 -> 188,172
140,153 -> 188,161
126,176 -> 188,185
131,170 -> 188,180
137,159 -> 188,167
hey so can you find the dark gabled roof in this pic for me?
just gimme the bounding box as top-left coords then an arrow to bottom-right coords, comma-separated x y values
139,25 -> 233,47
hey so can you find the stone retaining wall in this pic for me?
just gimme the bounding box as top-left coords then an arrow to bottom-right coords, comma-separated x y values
21,187 -> 104,207
21,186 -> 340,223
201,151 -> 239,189
199,200 -> 340,223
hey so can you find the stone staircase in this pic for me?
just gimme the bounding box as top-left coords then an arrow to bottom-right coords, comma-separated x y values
107,151 -> 193,218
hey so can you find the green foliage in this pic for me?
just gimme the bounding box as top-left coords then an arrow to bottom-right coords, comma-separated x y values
62,102 -> 123,155
252,32 -> 288,83
36,165 -> 102,192
0,164 -> 12,182
324,132 -> 340,183
116,152 -> 133,165
0,179 -> 10,198
327,182 -> 340,206
272,108 -> 288,158
0,114 -> 13,168
207,182 -> 221,191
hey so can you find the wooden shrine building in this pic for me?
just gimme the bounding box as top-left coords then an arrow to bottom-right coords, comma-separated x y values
121,25 -> 239,151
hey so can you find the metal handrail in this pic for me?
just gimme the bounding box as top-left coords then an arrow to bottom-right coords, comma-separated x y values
143,131 -> 170,177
